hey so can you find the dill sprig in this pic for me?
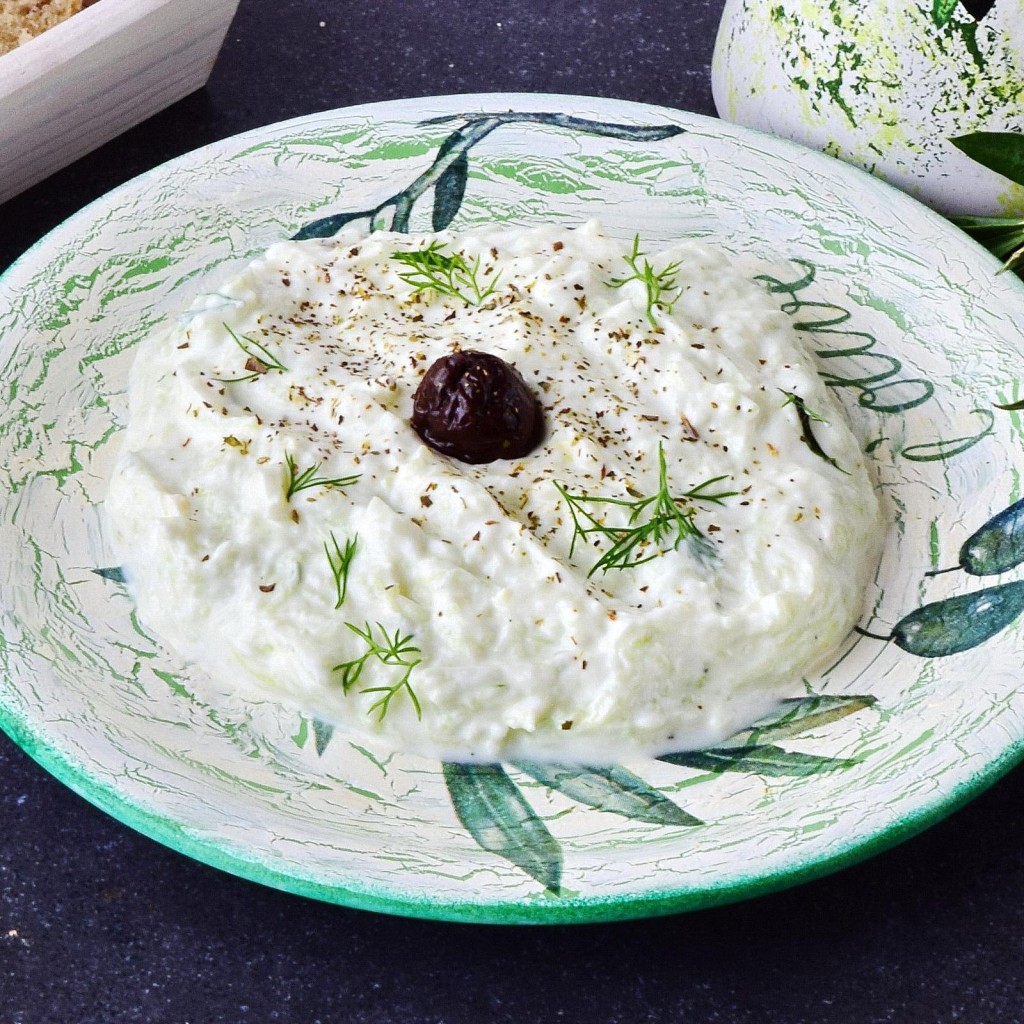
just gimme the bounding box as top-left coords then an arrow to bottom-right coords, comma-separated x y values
324,532 -> 358,609
333,621 -> 423,721
608,235 -> 683,328
555,444 -> 736,576
285,453 -> 361,501
214,323 -> 289,382
391,241 -> 501,305
781,391 -> 848,474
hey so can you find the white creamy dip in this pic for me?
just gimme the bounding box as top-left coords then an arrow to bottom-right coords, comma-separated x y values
106,222 -> 883,761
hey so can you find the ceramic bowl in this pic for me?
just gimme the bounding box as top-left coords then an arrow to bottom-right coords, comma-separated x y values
2,94 -> 1024,924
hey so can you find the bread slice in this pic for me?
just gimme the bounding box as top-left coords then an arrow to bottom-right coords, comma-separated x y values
0,0 -> 89,57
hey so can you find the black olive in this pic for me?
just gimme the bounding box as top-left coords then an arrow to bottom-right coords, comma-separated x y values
411,350 -> 543,464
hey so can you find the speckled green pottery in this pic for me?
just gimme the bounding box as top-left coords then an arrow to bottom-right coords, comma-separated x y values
712,0 -> 1024,216
2,94 -> 1024,924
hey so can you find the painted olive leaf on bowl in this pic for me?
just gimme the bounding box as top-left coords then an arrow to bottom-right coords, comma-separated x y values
298,699 -> 884,896
449,693 -> 876,894
279,692 -> 879,893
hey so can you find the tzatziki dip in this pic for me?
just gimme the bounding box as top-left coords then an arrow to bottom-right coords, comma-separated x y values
105,222 -> 883,762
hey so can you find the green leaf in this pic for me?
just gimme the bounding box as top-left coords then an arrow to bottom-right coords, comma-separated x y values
739,694 -> 877,743
1005,243 -> 1024,275
932,0 -> 959,25
292,209 -> 369,241
312,718 -> 335,756
432,153 -> 469,230
658,744 -> 859,777
512,762 -> 702,826
953,215 -> 1024,243
92,566 -> 126,583
951,132 -> 1024,188
951,215 -> 1024,268
443,762 -> 562,893
431,130 -> 470,231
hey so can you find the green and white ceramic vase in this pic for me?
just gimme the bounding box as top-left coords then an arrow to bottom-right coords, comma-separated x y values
711,0 -> 1024,217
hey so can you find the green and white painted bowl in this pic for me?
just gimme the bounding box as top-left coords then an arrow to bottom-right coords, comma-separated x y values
3,94 -> 1024,924
712,0 -> 1024,217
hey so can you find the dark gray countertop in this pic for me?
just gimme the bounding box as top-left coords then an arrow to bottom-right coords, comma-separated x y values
2,2 -> 1024,1021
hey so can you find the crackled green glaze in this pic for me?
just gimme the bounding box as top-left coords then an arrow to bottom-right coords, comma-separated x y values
712,0 -> 1024,216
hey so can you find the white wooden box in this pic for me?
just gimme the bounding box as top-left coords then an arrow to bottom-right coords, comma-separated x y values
0,0 -> 240,206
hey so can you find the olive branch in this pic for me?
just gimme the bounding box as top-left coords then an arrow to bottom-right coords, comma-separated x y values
292,112 -> 685,240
